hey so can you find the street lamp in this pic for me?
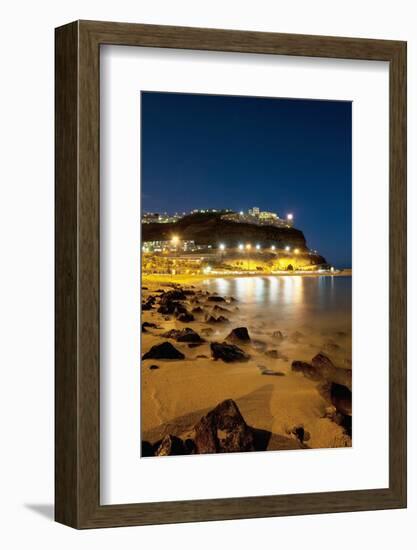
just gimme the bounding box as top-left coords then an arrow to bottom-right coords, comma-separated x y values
219,243 -> 226,251
256,244 -> 261,250
287,213 -> 293,221
294,248 -> 300,254
246,243 -> 251,250
285,245 -> 290,252
270,245 -> 276,251
238,243 -> 244,251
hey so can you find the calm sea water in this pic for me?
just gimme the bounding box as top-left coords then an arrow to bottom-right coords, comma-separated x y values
200,275 -> 351,333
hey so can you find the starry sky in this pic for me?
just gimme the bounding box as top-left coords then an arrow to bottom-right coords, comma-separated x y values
141,91 -> 352,268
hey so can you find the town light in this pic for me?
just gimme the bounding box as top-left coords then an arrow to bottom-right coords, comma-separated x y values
285,245 -> 291,252
171,235 -> 179,245
294,248 -> 300,254
239,211 -> 244,216
246,243 -> 251,250
238,243 -> 244,250
271,245 -> 276,251
256,244 -> 261,250
219,243 -> 226,251
287,213 -> 293,221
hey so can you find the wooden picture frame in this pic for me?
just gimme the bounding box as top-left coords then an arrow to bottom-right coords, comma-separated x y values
55,20 -> 407,528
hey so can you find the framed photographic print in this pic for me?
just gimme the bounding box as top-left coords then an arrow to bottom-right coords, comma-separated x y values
55,20 -> 407,528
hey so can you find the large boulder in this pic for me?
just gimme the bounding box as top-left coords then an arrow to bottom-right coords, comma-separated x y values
210,342 -> 250,362
142,342 -> 185,360
194,399 -> 255,453
226,327 -> 250,342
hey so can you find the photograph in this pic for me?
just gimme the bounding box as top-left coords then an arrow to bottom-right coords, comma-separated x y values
140,92 -> 352,457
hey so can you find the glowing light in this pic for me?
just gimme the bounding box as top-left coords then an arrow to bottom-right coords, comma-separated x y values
246,243 -> 252,250
271,245 -> 276,251
287,213 -> 293,221
294,248 -> 300,254
256,244 -> 261,250
238,244 -> 244,250
171,235 -> 179,245
285,246 -> 291,252
239,211 -> 244,216
219,243 -> 226,251
203,266 -> 212,274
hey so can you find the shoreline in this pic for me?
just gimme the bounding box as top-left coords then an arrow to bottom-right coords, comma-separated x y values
143,269 -> 352,285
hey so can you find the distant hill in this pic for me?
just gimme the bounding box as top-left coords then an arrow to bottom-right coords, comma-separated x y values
142,212 -> 326,262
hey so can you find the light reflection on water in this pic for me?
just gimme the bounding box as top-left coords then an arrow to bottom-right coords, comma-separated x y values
202,276 -> 351,330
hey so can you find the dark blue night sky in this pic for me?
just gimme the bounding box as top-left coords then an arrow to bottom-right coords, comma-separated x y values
141,92 -> 352,268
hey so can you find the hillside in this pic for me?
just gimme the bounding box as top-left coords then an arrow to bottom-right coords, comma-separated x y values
142,211 -> 310,251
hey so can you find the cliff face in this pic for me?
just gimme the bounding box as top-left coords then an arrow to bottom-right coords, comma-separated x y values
142,212 -> 308,250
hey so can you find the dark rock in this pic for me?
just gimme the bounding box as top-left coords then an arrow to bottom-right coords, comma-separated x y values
194,399 -> 255,453
162,328 -> 204,343
142,342 -> 185,360
141,301 -> 153,311
287,424 -> 310,443
158,301 -> 188,315
210,342 -> 250,363
183,289 -> 196,296
184,438 -> 197,454
191,306 -> 204,314
141,286 -> 148,290
154,434 -> 187,456
143,321 -> 158,329
226,327 -> 250,342
212,304 -> 231,313
159,289 -> 187,304
149,364 -> 159,370
312,353 -> 352,389
206,315 -> 230,324
141,440 -> 154,457
291,360 -> 322,381
177,312 -> 195,323
330,382 -> 352,416
258,365 -> 285,376
188,342 -> 203,348
207,295 -> 226,302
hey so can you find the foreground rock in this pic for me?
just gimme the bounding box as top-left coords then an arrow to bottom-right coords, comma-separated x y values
312,353 -> 352,390
142,342 -> 185,360
226,327 -> 250,342
210,342 -> 250,363
154,434 -> 187,456
194,399 -> 255,453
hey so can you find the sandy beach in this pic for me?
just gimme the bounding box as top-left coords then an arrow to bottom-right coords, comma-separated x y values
141,276 -> 352,456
